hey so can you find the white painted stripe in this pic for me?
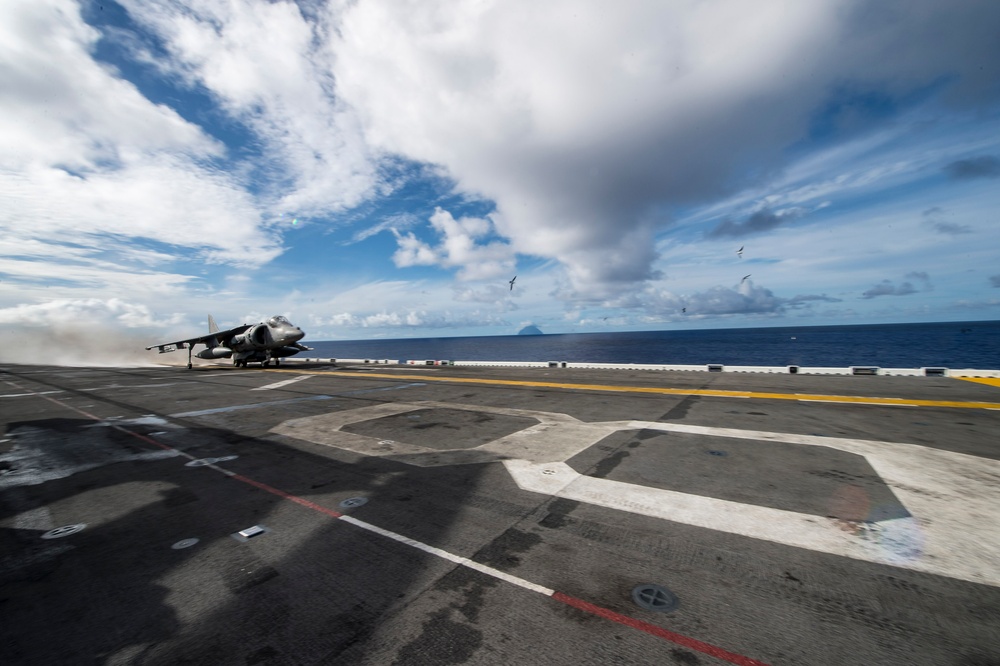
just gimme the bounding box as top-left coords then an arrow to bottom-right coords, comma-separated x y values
0,391 -> 64,398
170,395 -> 331,418
13,506 -> 54,531
80,383 -> 186,391
338,515 -> 556,596
252,375 -> 315,391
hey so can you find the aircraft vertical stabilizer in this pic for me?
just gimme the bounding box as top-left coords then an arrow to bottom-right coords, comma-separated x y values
208,315 -> 220,334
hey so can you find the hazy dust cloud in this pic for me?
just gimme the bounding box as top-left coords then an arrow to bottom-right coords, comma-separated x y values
0,325 -> 188,367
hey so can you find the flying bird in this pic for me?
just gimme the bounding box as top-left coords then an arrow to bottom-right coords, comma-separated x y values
509,276 -> 517,291
737,245 -> 744,258
742,274 -> 751,283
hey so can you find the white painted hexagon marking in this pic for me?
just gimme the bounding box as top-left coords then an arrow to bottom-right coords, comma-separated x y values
271,401 -> 1000,587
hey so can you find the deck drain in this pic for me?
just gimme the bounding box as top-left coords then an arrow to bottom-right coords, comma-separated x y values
707,450 -> 728,457
41,524 -> 87,539
172,538 -> 200,550
631,584 -> 679,613
339,497 -> 368,509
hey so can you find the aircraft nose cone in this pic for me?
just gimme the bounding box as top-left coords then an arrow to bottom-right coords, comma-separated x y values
290,328 -> 304,342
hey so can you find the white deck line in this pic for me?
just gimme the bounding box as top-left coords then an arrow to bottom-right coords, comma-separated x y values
284,357 -> 1000,377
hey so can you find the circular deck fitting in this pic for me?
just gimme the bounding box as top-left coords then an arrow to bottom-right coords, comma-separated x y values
41,524 -> 87,540
171,538 -> 200,550
631,584 -> 679,613
339,497 -> 368,509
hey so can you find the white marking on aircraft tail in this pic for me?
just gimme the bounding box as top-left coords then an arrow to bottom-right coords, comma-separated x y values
252,375 -> 314,391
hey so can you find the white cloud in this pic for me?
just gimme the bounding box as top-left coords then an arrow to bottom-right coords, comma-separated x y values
0,0 -> 219,171
350,213 -> 419,244
118,0 -> 381,217
329,0 -> 1000,303
0,0 -> 284,298
392,207 -> 515,281
0,298 -> 181,329
5,0 -> 1000,337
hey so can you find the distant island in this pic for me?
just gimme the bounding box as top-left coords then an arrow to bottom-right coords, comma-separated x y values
517,325 -> 543,336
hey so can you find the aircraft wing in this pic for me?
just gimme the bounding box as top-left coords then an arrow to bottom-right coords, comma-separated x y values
145,324 -> 252,353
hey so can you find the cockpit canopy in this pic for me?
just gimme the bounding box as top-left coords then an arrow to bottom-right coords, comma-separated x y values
268,316 -> 293,327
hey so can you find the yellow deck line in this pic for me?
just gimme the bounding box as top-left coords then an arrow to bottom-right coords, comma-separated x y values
244,367 -> 1000,410
957,377 -> 1000,388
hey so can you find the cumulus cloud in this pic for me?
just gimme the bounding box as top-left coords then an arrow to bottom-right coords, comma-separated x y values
391,207 -> 515,281
685,280 -> 785,316
0,0 -> 283,292
453,285 -> 518,312
922,206 -> 973,235
943,155 -> 1000,180
787,294 -> 843,305
707,208 -> 805,239
6,0 -> 1000,334
318,309 -> 510,330
0,298 -> 180,329
635,279 -> 836,318
861,280 -> 917,299
117,0 -> 381,216
329,0 -> 1000,300
859,272 -> 932,299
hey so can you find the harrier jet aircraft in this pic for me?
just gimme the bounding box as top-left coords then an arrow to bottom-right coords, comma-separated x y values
146,315 -> 310,368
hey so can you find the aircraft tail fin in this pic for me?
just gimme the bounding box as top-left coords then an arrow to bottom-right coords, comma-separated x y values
208,315 -> 220,334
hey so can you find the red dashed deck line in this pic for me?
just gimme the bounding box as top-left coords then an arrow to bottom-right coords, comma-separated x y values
9,380 -> 770,666
229,473 -> 345,519
552,592 -> 769,666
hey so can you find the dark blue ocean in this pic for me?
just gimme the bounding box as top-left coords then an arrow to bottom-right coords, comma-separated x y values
302,320 -> 1000,369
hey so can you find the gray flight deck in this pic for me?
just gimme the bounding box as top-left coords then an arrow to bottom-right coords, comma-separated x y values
2,362 -> 999,665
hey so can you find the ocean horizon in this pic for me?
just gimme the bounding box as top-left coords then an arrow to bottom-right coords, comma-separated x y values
300,320 -> 1000,369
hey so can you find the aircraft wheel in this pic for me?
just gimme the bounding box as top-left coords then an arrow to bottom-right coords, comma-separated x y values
275,359 -> 281,367
263,360 -> 271,367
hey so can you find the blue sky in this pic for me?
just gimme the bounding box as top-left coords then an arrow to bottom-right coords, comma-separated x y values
2,0 -> 1000,354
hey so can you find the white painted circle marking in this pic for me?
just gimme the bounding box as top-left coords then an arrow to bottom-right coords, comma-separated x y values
172,538 -> 200,549
41,524 -> 87,539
